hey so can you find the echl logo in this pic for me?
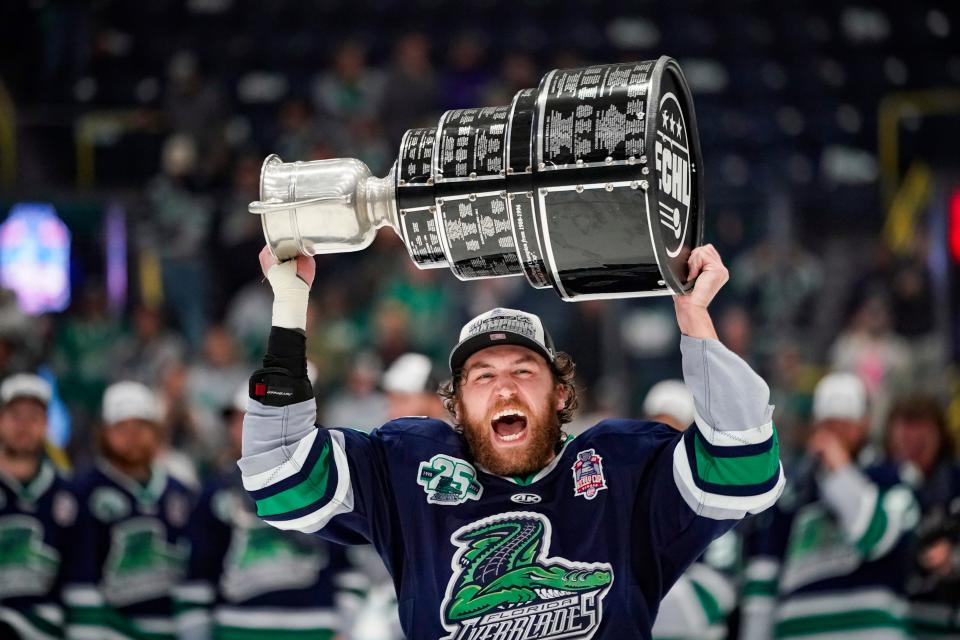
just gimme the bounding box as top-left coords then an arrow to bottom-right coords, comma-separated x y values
572,449 -> 608,500
654,91 -> 692,259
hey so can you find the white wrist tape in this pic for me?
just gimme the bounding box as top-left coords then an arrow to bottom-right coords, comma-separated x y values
266,259 -> 309,331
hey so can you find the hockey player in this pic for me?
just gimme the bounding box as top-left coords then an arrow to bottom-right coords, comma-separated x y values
381,352 -> 446,421
884,396 -> 960,638
63,381 -> 195,640
341,353 -> 448,640
739,372 -> 920,640
175,385 -> 348,640
240,243 -> 784,638
0,374 -> 76,640
646,380 -> 739,640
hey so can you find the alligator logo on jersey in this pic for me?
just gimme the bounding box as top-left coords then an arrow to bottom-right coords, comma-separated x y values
221,517 -> 328,601
418,454 -> 483,506
89,487 -> 131,523
572,449 -> 607,500
440,512 -> 614,640
102,517 -> 187,606
0,516 -> 60,599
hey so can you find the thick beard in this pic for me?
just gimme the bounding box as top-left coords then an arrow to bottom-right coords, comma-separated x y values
460,395 -> 561,477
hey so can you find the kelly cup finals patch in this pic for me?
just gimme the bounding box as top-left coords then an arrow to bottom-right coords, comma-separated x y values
572,449 -> 607,500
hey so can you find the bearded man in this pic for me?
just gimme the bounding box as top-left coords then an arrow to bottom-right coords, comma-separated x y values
240,243 -> 784,639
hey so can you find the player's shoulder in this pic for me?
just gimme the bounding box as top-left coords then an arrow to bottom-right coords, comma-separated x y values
572,418 -> 681,464
577,418 -> 680,443
162,472 -> 196,498
372,417 -> 462,447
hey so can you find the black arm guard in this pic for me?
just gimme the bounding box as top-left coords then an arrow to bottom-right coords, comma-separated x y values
249,327 -> 312,406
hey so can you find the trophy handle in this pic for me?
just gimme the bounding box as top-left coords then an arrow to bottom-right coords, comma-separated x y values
249,193 -> 352,215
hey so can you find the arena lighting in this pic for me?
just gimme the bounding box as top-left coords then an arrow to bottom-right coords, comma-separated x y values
0,202 -> 71,314
950,187 -> 960,262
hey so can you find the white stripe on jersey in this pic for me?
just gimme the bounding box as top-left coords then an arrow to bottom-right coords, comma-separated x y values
671,440 -> 785,519
241,429 -> 320,492
262,430 -> 354,533
694,410 -> 774,447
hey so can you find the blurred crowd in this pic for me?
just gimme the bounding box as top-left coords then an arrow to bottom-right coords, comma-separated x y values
2,0 -> 959,638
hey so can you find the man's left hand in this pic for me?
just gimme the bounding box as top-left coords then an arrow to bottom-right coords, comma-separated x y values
675,244 -> 729,310
672,244 -> 728,339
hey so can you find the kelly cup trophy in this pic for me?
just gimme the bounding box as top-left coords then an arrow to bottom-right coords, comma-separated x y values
250,56 -> 703,300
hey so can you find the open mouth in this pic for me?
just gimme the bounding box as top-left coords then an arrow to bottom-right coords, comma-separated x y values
491,409 -> 528,444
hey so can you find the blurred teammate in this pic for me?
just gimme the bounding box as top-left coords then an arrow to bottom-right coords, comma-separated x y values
175,385 -> 348,640
884,396 -> 960,638
239,244 -> 784,638
740,373 -> 919,640
63,381 -> 194,640
381,352 -> 445,421
647,380 -> 738,640
341,353 -> 445,640
0,374 -> 76,640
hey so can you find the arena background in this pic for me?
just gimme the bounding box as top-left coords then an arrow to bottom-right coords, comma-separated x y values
0,0 -> 958,637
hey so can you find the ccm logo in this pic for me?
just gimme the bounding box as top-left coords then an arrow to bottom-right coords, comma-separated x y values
510,493 -> 542,505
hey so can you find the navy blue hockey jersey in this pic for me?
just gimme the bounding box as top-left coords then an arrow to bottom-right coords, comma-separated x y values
0,461 -> 76,640
174,469 -> 349,639
741,457 -> 919,640
63,461 -> 194,640
243,419 -> 782,639
240,335 -> 784,639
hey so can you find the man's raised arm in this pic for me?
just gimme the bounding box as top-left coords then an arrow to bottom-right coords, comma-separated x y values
670,245 -> 784,521
236,249 -> 370,541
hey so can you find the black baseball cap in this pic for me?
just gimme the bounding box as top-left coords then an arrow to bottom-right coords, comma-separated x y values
449,307 -> 556,374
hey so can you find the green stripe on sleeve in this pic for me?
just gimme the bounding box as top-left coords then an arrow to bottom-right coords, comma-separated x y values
22,610 -> 63,637
69,606 -> 138,639
215,627 -> 336,640
690,580 -> 724,625
774,608 -> 906,637
854,493 -> 888,555
256,440 -> 332,517
694,430 -> 780,487
743,580 -> 778,598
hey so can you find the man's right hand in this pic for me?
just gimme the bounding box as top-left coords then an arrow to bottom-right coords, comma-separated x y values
259,245 -> 316,288
807,428 -> 851,472
259,245 -> 315,330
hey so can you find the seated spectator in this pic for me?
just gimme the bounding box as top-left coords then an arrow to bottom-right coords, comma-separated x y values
186,325 -> 250,456
740,372 -> 919,640
52,284 -> 126,455
111,305 -> 186,387
829,291 -> 913,434
321,352 -> 387,432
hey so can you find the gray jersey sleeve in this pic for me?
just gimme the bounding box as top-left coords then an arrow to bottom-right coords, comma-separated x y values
670,336 -> 785,520
680,335 -> 774,436
237,398 -> 317,479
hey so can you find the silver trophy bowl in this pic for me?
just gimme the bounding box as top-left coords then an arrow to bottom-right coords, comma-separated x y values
250,154 -> 399,260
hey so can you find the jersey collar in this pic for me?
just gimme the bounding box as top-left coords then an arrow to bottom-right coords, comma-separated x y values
478,434 -> 575,486
96,458 -> 168,505
0,459 -> 56,504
